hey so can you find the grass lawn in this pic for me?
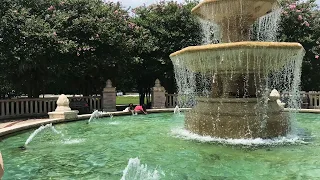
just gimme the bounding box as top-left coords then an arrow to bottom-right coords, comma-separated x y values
116,96 -> 139,105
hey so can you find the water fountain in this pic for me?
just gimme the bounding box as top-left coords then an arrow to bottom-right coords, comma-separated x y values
121,157 -> 162,180
107,112 -> 114,119
88,110 -> 103,123
174,105 -> 181,114
23,123 -> 61,148
170,0 -> 305,139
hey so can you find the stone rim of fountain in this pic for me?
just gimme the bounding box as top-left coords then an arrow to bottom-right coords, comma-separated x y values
170,41 -> 304,57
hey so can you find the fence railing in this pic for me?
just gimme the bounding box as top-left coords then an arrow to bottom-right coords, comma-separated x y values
165,94 -> 178,108
167,91 -> 320,109
305,91 -> 320,109
0,96 -> 101,120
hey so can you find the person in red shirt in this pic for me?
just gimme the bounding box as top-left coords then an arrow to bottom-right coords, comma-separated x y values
0,152 -> 4,179
134,104 -> 147,115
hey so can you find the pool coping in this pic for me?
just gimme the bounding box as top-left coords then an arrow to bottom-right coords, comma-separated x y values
283,108 -> 320,113
0,108 -> 191,138
1,108 -> 319,139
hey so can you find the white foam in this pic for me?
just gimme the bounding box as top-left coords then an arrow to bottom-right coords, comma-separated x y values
88,110 -> 104,123
108,121 -> 120,125
24,123 -> 61,146
171,128 -> 308,146
63,138 -> 85,144
121,157 -> 164,180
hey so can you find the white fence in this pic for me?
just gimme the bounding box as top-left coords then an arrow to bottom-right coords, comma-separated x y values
0,96 -> 101,120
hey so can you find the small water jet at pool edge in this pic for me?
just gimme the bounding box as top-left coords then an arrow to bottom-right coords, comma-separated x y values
22,123 -> 62,148
88,110 -> 103,123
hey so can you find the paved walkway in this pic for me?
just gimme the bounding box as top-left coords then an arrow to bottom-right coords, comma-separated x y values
0,119 -> 44,129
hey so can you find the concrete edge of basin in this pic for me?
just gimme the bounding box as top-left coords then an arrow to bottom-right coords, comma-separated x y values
283,108 -> 320,113
0,108 -> 192,139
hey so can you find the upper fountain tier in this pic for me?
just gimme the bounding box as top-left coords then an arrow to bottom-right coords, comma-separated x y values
192,0 -> 279,42
170,42 -> 304,74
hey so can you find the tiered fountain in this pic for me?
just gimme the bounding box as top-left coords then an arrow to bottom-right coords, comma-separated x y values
170,0 -> 305,139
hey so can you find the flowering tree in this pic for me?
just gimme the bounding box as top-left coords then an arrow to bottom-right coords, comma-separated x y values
279,0 -> 320,90
0,0 -> 142,97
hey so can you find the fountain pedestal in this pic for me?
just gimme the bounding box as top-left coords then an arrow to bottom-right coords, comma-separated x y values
185,94 -> 289,139
151,79 -> 166,108
102,80 -> 117,112
48,94 -> 78,120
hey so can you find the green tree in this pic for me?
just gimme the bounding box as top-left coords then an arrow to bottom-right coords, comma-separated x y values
0,0 -> 138,97
279,0 -> 320,90
130,0 -> 202,104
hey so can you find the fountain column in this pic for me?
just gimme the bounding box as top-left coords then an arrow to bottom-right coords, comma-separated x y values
220,16 -> 251,43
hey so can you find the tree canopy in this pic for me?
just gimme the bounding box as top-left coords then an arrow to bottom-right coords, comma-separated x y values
279,0 -> 320,90
0,0 -> 319,99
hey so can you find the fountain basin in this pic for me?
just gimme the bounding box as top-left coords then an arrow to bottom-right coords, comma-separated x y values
170,41 -> 304,73
185,97 -> 289,139
0,113 -> 319,179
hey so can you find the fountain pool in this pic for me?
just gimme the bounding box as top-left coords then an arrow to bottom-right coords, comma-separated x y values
1,113 -> 320,179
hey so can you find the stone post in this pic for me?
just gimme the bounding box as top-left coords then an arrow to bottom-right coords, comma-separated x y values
102,79 -> 116,112
48,94 -> 78,119
151,79 -> 166,108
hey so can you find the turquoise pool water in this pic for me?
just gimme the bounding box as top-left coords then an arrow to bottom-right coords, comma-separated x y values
1,113 -> 320,179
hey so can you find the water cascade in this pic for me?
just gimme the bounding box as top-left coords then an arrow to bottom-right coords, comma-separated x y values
24,123 -> 61,146
88,110 -> 103,123
120,158 -> 163,180
170,0 -> 305,139
174,105 -> 181,114
107,112 -> 114,119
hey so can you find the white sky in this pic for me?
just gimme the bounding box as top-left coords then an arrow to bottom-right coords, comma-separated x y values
108,0 -> 184,8
109,0 -> 320,8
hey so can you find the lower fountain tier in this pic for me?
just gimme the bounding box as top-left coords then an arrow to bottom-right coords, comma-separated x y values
170,42 -> 304,73
185,97 -> 289,139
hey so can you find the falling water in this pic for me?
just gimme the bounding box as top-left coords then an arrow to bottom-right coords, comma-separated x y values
174,105 -> 180,114
24,123 -> 61,146
120,158 -> 163,180
199,18 -> 221,45
88,110 -> 103,123
173,47 -> 304,106
171,45 -> 305,136
251,6 -> 282,41
107,112 -> 114,119
197,0 -> 281,43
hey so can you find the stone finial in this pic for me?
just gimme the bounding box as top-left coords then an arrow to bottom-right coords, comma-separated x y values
55,94 -> 71,112
106,79 -> 112,88
155,79 -> 161,87
270,89 -> 285,109
57,94 -> 69,106
269,89 -> 280,101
